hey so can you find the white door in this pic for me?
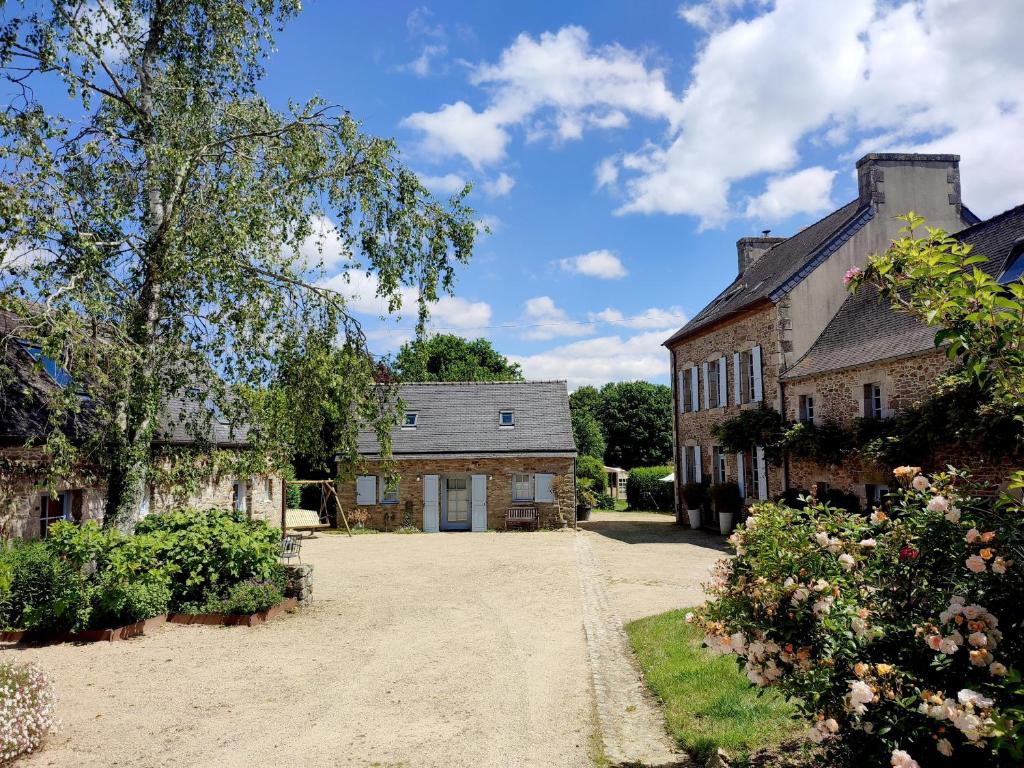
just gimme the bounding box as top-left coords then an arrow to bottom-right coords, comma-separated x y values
423,475 -> 440,533
471,474 -> 487,532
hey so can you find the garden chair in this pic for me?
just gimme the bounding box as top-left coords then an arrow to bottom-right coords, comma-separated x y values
280,535 -> 302,564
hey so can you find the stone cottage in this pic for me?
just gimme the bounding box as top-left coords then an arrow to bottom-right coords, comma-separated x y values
338,381 -> 577,531
0,310 -> 283,538
663,152 -> 1006,528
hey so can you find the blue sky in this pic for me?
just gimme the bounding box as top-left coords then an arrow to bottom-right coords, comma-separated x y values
19,0 -> 1024,389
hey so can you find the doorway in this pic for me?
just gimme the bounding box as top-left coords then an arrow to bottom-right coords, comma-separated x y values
442,476 -> 471,531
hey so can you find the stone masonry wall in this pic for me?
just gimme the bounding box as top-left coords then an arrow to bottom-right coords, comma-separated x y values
151,473 -> 284,528
668,304 -> 785,519
336,456 -> 576,530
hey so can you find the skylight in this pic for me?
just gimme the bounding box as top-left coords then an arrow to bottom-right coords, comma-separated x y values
499,410 -> 514,427
403,412 -> 418,428
18,342 -> 74,389
998,245 -> 1024,284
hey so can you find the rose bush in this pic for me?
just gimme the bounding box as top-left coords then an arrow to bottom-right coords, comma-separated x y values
690,467 -> 1024,767
0,660 -> 56,765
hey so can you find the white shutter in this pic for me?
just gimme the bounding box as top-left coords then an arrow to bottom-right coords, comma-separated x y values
752,345 -> 763,402
694,446 -> 703,483
680,448 -> 688,484
535,473 -> 554,503
471,474 -> 488,532
718,356 -> 727,407
736,452 -> 745,497
235,481 -> 248,512
702,362 -> 710,410
138,486 -> 151,518
677,368 -> 686,411
733,352 -> 741,404
756,446 -> 768,500
355,476 -> 376,505
422,475 -> 439,532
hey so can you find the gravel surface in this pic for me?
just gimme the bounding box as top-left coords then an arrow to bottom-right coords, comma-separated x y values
9,530 -> 593,768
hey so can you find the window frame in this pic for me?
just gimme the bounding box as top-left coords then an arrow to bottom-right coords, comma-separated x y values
707,359 -> 720,409
402,412 -> 418,428
681,368 -> 693,412
264,477 -> 273,501
863,383 -> 883,419
684,446 -> 697,483
499,410 -> 515,427
799,394 -> 816,423
712,446 -> 726,484
512,472 -> 534,502
39,491 -> 70,537
380,477 -> 400,505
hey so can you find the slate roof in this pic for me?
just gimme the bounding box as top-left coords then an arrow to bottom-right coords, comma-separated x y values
664,199 -> 870,345
357,381 -> 576,457
783,203 -> 1024,380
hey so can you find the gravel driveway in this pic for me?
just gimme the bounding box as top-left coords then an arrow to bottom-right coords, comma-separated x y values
8,515 -> 727,767
12,531 -> 593,768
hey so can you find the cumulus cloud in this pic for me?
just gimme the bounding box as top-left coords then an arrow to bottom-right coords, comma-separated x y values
293,215 -> 350,274
520,296 -> 595,341
590,306 -> 688,329
406,6 -> 445,38
402,26 -> 680,168
419,172 -> 467,195
512,329 -> 674,389
595,156 -> 620,189
482,172 -> 516,197
744,166 -> 836,221
558,249 -> 627,279
402,44 -> 448,77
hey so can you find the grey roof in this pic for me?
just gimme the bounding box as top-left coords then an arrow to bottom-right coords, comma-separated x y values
664,200 -> 870,345
783,203 -> 1024,380
357,381 -> 576,457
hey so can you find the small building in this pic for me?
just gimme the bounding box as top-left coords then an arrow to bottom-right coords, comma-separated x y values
338,381 -> 577,531
604,466 -> 629,500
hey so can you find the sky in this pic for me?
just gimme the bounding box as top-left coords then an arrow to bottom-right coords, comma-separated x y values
21,0 -> 1024,390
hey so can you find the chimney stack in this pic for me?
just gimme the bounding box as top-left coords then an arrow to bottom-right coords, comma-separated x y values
737,235 -> 786,274
856,152 -> 963,215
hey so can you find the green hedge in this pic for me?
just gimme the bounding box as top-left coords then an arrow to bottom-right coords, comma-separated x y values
576,455 -> 607,493
625,465 -> 674,510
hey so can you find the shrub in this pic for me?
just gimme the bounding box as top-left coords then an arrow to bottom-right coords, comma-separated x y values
594,493 -> 616,510
691,467 -> 1024,767
217,575 -> 284,615
626,465 -> 673,510
0,542 -> 89,633
0,661 -> 56,764
135,508 -> 280,609
576,455 -> 607,493
709,482 -> 743,516
88,532 -> 173,628
682,482 -> 706,509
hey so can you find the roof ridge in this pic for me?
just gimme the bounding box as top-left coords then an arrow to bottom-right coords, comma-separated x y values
396,379 -> 567,385
953,201 -> 1024,239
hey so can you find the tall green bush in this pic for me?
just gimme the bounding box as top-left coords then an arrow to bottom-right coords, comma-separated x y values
626,466 -> 674,510
576,455 -> 607,493
0,541 -> 89,632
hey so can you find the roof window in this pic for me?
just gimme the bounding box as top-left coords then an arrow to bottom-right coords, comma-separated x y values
18,341 -> 74,388
403,412 -> 418,428
499,410 -> 515,427
999,243 -> 1024,284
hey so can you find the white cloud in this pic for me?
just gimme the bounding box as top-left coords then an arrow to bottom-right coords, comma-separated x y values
419,172 -> 466,195
476,214 -> 502,234
406,6 -> 445,38
512,329 -> 674,389
595,156 -> 619,189
590,306 -> 688,329
430,296 -> 493,330
293,215 -> 350,274
402,26 -> 681,167
619,0 -> 1024,224
558,249 -> 627,279
482,172 -> 516,198
403,44 -> 448,77
520,296 -> 595,341
744,166 -> 836,221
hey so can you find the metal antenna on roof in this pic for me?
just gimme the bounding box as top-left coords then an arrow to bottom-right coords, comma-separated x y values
762,229 -> 771,237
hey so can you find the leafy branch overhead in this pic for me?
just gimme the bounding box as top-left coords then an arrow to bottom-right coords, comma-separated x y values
0,1 -> 477,529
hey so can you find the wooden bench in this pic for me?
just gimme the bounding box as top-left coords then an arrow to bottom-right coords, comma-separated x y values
505,506 -> 540,531
284,508 -> 330,537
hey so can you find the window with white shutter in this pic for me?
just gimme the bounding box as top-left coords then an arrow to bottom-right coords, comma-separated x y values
535,474 -> 555,502
752,345 -> 763,402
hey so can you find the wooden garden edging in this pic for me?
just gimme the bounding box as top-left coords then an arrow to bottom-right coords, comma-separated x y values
0,614 -> 167,645
167,597 -> 298,627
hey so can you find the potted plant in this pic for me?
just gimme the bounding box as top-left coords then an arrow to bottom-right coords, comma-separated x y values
682,482 -> 705,529
576,478 -> 597,522
710,482 -> 743,535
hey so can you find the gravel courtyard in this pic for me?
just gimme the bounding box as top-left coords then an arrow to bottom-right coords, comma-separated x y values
8,516 -> 725,768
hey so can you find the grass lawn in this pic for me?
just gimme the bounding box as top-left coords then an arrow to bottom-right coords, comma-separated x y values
626,609 -> 801,763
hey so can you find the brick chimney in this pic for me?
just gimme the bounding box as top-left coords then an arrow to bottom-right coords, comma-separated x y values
856,152 -> 963,218
737,235 -> 786,274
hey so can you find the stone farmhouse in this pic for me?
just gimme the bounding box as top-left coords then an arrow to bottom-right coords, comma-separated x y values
338,381 -> 577,531
663,152 -> 1024,528
0,310 -> 283,538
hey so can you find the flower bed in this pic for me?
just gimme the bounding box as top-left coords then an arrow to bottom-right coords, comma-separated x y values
1,614 -> 167,645
689,468 -> 1024,767
0,660 -> 56,764
168,597 -> 297,627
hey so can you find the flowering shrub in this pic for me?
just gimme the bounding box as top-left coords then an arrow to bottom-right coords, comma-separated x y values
0,661 -> 56,764
690,468 -> 1024,767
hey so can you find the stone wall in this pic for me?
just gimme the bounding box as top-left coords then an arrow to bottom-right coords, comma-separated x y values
284,563 -> 313,605
151,472 -> 284,528
668,304 -> 785,519
336,455 -> 576,530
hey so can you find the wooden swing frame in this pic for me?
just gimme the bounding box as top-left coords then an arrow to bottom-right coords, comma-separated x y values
280,479 -> 352,538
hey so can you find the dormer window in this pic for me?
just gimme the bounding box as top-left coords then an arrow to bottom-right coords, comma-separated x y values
19,341 -> 74,388
499,410 -> 515,427
403,412 -> 418,428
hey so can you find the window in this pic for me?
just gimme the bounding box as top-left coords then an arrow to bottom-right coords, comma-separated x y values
512,473 -> 533,501
814,481 -> 830,499
19,342 -> 75,389
403,412 -> 418,428
264,477 -> 273,501
863,383 -> 883,419
799,394 -> 816,423
750,449 -> 761,499
680,368 -> 693,412
381,478 -> 399,505
233,481 -> 248,513
707,359 -> 720,408
499,410 -> 515,427
712,446 -> 726,484
741,350 -> 754,403
999,245 -> 1024,284
618,477 -> 627,495
866,484 -> 890,510
684,446 -> 697,483
39,491 -> 69,537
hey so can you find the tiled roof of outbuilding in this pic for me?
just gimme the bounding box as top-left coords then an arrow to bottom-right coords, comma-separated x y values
664,199 -> 870,345
783,203 -> 1024,380
356,380 -> 577,457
